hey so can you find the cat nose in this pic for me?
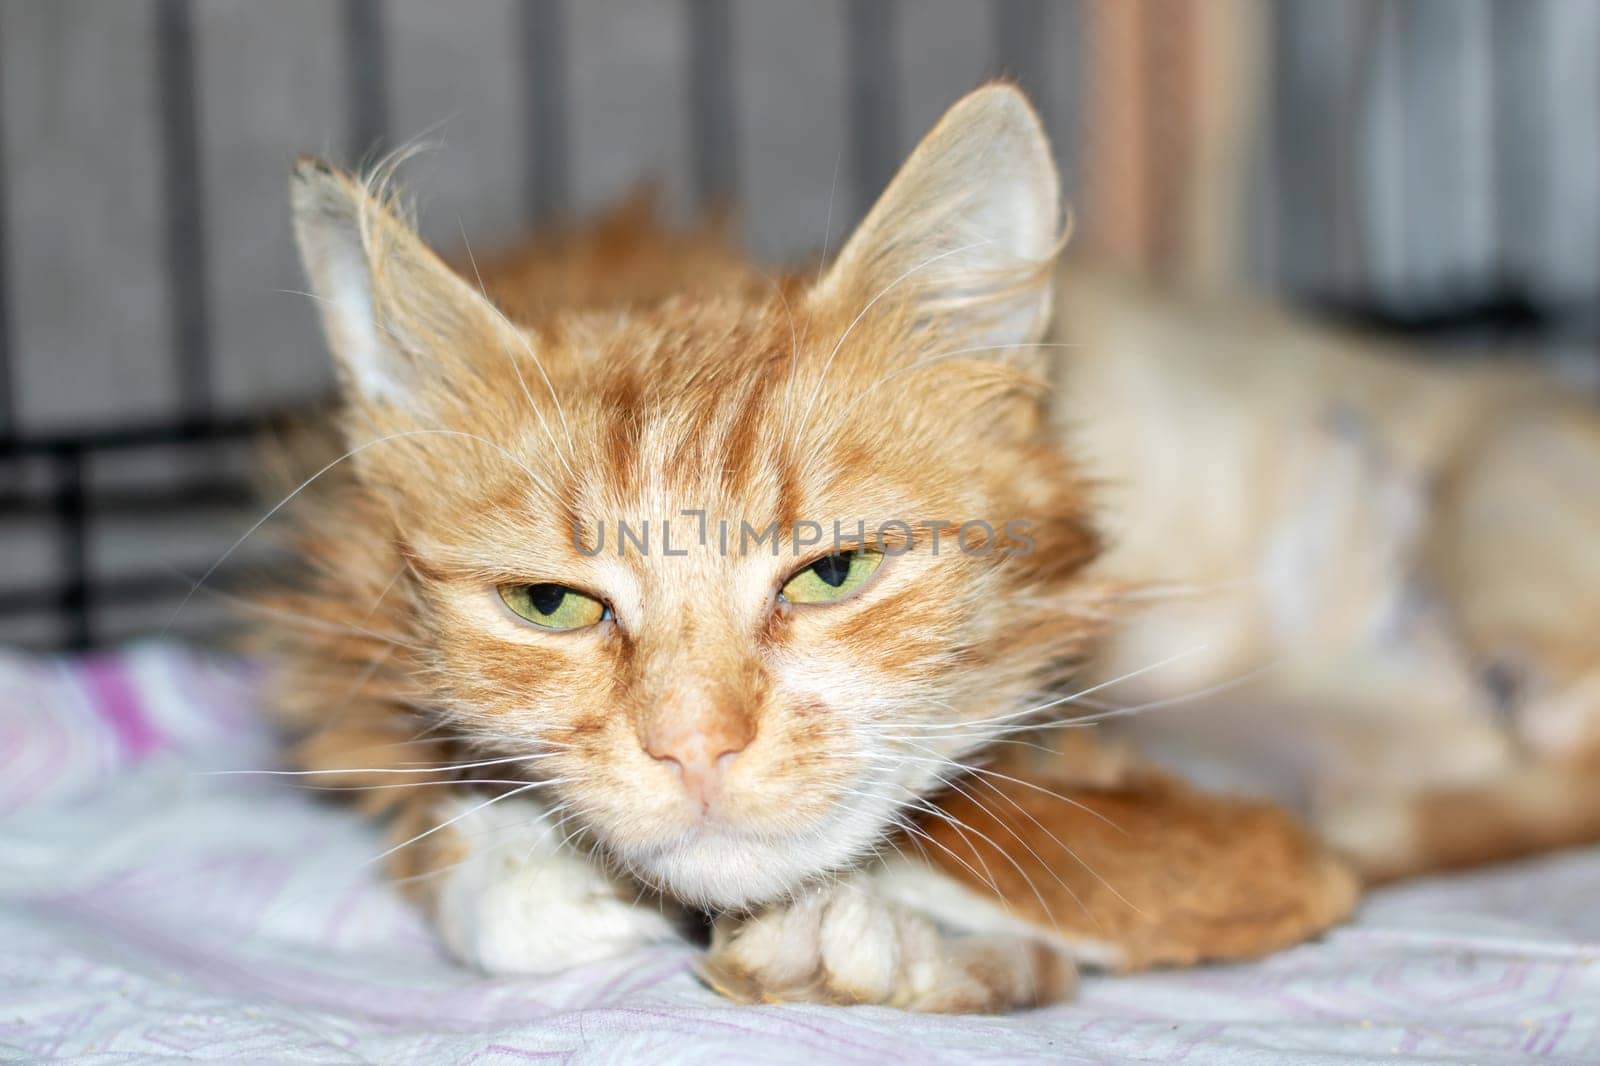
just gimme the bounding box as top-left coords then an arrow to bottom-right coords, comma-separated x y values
643,712 -> 752,804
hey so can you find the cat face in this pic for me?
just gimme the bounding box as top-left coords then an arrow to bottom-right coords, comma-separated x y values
290,86 -> 1104,908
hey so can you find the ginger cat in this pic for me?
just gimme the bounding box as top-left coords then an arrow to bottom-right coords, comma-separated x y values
264,85 -> 1361,1012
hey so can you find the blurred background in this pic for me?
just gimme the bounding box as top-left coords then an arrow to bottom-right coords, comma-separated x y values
1,0 -> 1597,649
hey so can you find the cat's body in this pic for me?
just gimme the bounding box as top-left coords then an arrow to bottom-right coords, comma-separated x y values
1052,266 -> 1600,879
262,85 -> 1595,1013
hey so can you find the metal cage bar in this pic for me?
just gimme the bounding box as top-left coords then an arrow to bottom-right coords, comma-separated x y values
0,0 -> 1595,650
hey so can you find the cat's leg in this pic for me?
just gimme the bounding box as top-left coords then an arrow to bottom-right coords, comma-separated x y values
914,752 -> 1360,971
701,859 -> 1080,1013
392,791 -> 681,975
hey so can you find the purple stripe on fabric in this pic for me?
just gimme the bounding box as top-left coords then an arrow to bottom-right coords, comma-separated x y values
81,655 -> 163,759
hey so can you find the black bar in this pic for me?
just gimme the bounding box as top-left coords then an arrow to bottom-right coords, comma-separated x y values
0,45 -> 14,436
0,477 -> 258,519
847,0 -> 898,218
53,447 -> 91,650
688,0 -> 738,209
1489,0 -> 1542,298
0,563 -> 256,618
1332,1 -> 1384,299
341,0 -> 391,162
155,0 -> 214,421
992,0 -> 1048,101
1304,288 -> 1589,339
521,0 -> 570,223
0,406 -> 313,458
1393,0 -> 1415,312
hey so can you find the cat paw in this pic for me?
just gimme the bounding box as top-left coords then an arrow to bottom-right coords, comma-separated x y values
699,879 -> 1074,1012
428,794 -> 680,974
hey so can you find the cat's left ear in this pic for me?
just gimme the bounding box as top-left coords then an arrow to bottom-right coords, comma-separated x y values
812,83 -> 1063,350
290,157 -> 521,412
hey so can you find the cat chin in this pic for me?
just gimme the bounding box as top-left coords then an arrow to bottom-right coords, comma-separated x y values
615,805 -> 895,910
624,828 -> 869,910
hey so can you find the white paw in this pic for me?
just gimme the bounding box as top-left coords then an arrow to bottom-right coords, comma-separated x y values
701,872 -> 1074,1012
432,794 -> 679,975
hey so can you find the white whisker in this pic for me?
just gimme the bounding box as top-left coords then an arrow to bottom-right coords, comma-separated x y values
1022,663 -> 1278,733
198,751 -> 564,778
365,779 -> 564,867
904,645 -> 1210,735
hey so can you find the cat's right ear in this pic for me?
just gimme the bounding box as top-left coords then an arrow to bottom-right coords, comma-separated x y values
290,157 -> 517,412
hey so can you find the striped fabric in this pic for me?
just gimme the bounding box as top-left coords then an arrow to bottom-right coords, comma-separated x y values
1,642 -> 1597,1062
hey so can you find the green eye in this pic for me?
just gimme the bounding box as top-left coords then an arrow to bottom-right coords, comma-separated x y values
498,583 -> 608,630
780,550 -> 883,605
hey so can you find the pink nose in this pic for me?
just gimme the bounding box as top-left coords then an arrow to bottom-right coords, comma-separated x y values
643,717 -> 751,805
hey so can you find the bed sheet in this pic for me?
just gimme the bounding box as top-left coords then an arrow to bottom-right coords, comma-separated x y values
2,643 -> 1596,1064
